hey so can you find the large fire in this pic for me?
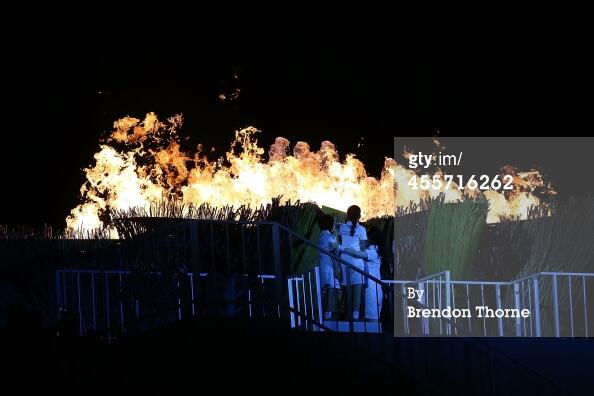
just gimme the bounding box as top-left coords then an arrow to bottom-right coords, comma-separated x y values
66,113 -> 552,232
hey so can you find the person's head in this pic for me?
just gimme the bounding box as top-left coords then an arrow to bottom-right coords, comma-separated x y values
366,227 -> 382,248
346,205 -> 361,222
346,205 -> 361,236
318,213 -> 334,232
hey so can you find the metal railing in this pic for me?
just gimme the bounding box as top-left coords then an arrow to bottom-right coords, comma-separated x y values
280,221 -> 424,334
287,266 -> 388,333
385,271 -> 594,337
287,267 -> 323,331
55,218 -> 408,336
54,218 -> 354,337
511,272 -> 593,337
50,218 -> 581,396
54,218 -> 594,338
55,269 -> 280,338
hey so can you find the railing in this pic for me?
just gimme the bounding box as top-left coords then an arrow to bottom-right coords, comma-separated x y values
49,218 -> 581,396
55,218 -> 404,336
385,271 -> 594,337
54,218 -> 346,337
283,231 -> 464,334
287,267 -> 388,333
282,222 -> 407,334
287,267 -> 323,331
54,218 -> 594,338
511,272 -> 594,337
55,269 -> 280,338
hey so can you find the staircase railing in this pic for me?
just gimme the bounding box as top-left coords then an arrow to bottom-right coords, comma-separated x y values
54,218 -> 594,338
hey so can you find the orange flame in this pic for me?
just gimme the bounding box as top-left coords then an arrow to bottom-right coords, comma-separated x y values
66,113 -> 553,233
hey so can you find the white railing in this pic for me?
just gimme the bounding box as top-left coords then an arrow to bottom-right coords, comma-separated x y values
57,266 -> 594,337
385,271 -> 594,337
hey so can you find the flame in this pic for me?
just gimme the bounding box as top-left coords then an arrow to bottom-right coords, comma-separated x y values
483,165 -> 554,223
67,113 -> 553,233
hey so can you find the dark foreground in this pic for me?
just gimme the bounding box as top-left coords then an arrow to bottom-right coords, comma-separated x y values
1,317 -> 593,395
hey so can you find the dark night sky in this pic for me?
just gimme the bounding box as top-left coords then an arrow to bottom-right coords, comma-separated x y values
2,5 -> 592,227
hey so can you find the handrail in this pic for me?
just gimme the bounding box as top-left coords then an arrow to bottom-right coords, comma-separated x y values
409,270 -> 450,283
513,271 -> 594,284
385,271 -> 594,285
56,269 -> 275,278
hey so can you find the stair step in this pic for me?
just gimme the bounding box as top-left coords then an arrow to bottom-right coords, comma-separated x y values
321,320 -> 382,333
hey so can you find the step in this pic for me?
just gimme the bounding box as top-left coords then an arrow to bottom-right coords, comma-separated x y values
321,320 -> 382,333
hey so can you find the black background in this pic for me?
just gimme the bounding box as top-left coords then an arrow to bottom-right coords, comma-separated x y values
2,4 -> 592,227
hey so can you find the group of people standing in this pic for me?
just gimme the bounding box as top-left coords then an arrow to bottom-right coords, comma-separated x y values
317,205 -> 383,322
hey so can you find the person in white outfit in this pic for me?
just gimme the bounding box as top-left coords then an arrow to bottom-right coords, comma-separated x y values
336,205 -> 367,321
332,227 -> 383,321
317,214 -> 340,320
